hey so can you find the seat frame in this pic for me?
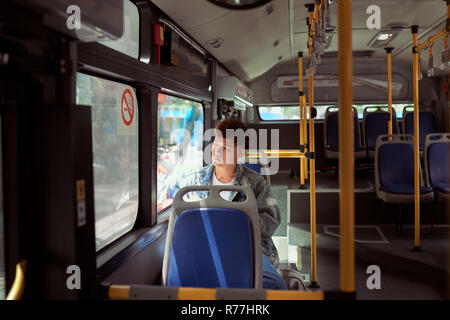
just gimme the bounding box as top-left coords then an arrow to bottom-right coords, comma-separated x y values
162,185 -> 263,289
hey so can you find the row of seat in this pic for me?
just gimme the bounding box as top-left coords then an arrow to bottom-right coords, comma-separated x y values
324,106 -> 438,159
375,133 -> 450,204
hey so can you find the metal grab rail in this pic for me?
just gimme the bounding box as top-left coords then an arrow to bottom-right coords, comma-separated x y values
338,0 -> 355,293
411,25 -> 422,251
246,150 -> 305,159
107,284 -> 325,300
6,260 -> 27,300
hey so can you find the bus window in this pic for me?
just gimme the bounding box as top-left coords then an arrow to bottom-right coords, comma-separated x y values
258,104 -> 413,120
0,115 -> 4,299
258,105 -> 332,121
157,94 -> 204,212
354,103 -> 413,119
98,0 -> 140,60
76,73 -> 139,251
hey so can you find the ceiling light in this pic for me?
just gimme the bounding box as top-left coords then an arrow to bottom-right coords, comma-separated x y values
208,0 -> 273,10
367,29 -> 401,48
376,33 -> 392,41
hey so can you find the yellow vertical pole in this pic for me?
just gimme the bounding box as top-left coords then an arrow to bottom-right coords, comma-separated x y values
306,3 -> 319,288
411,25 -> 421,251
385,47 -> 393,138
338,0 -> 355,293
298,52 -> 305,186
302,95 -> 308,180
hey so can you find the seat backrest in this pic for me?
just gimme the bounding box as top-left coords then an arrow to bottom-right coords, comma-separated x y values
424,133 -> 450,188
375,134 -> 426,192
403,110 -> 438,148
363,107 -> 399,150
324,106 -> 363,151
162,185 -> 262,289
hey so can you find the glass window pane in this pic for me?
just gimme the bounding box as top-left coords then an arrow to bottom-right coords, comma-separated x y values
157,94 -> 204,212
0,115 -> 5,299
354,103 -> 414,119
259,104 -> 413,121
99,0 -> 140,59
76,73 -> 139,251
258,105 -> 331,120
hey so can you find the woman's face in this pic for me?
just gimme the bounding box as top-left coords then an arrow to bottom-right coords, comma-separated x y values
212,137 -> 244,166
212,137 -> 235,165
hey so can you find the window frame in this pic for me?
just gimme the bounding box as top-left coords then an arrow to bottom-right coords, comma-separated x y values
76,71 -> 142,254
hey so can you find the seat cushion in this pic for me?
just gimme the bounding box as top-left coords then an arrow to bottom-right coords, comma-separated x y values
380,185 -> 433,194
434,183 -> 450,193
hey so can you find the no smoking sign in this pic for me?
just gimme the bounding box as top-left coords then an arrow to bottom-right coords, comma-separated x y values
121,88 -> 134,126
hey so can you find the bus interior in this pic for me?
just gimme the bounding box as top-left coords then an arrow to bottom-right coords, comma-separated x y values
0,0 -> 449,301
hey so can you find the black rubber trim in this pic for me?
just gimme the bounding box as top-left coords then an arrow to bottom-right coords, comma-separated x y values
384,47 -> 394,53
324,290 -> 356,300
411,25 -> 419,34
311,106 -> 317,119
305,152 -> 316,159
97,222 -> 168,279
298,51 -> 303,58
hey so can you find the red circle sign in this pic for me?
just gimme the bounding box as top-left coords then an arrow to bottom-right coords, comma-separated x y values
121,89 -> 134,126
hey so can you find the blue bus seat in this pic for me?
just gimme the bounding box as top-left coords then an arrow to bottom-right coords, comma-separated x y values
162,185 -> 263,289
324,107 -> 366,159
375,134 -> 434,203
402,108 -> 438,152
424,133 -> 450,202
363,107 -> 400,158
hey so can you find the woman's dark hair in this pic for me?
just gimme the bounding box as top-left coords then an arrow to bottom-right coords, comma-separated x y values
216,118 -> 247,134
215,118 -> 248,146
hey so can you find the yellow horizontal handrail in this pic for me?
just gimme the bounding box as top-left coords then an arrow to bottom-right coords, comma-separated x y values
108,285 -> 324,300
246,150 -> 305,159
6,260 -> 27,300
416,29 -> 447,52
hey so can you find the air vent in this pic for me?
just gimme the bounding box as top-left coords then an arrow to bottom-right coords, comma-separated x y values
206,37 -> 224,49
266,4 -> 274,15
321,50 -> 375,58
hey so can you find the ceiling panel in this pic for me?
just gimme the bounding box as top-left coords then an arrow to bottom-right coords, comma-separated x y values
151,0 -> 448,82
